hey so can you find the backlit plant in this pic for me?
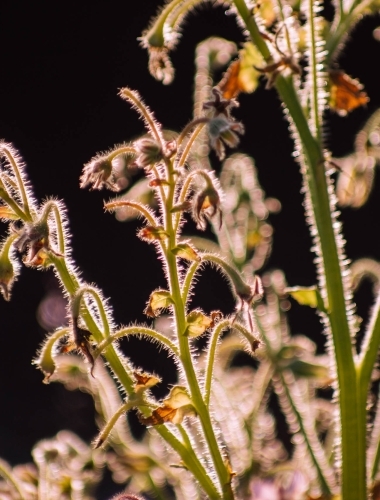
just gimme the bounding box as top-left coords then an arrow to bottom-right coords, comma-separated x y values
1,1 -> 380,499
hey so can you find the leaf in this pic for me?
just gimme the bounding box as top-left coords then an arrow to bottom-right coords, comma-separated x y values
287,359 -> 330,382
286,286 -> 326,312
217,43 -> 262,99
139,386 -> 196,426
185,309 -> 213,337
138,225 -> 169,242
145,289 -> 173,317
165,386 -> 193,408
329,70 -> 369,116
172,243 -> 201,262
133,370 -> 161,392
0,206 -> 19,220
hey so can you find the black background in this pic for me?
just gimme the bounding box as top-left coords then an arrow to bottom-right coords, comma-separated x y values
0,1 -> 380,498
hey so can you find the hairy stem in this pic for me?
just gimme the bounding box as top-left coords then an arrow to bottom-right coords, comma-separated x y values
163,157 -> 234,499
232,1 -> 366,498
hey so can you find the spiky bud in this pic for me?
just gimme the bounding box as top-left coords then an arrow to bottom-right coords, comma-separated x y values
208,116 -> 244,160
12,220 -> 51,267
134,138 -> 163,169
80,156 -> 116,191
193,185 -> 222,231
0,234 -> 19,300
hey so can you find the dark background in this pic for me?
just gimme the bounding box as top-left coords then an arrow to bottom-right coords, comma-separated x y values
0,1 -> 379,497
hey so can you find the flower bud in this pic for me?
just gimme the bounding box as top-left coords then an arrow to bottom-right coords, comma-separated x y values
134,138 -> 163,169
193,186 -> 222,230
208,116 -> 244,160
0,234 -> 19,300
80,157 -> 115,191
12,220 -> 51,267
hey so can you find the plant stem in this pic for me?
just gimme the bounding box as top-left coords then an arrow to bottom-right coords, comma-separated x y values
163,158 -> 234,499
232,1 -> 366,498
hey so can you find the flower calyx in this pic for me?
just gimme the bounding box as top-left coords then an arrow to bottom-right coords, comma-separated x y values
80,156 -> 118,191
208,116 -> 244,161
134,137 -> 176,170
12,219 -> 57,268
69,316 -> 95,376
203,87 -> 238,119
145,289 -> 173,318
139,386 -> 196,426
193,184 -> 223,231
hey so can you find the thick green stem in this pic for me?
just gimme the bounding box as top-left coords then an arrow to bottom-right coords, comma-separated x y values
232,1 -> 366,498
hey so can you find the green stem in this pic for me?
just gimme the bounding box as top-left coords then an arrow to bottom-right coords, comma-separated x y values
157,425 -> 221,499
1,145 -> 32,220
74,286 -> 111,338
325,0 -> 374,64
105,200 -> 157,226
204,320 -> 231,407
232,1 -> 366,498
49,253 -> 215,495
163,159 -> 234,499
93,326 -> 180,359
0,180 -> 28,221
358,292 -> 380,388
94,400 -> 136,448
107,145 -> 136,161
307,0 -> 322,141
181,260 -> 200,303
43,201 -> 66,254
143,0 -> 185,47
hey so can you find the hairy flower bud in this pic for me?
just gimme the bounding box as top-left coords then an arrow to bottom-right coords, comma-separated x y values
12,220 -> 52,267
208,116 -> 244,160
80,157 -> 115,191
0,234 -> 19,300
134,138 -> 163,169
193,185 -> 222,230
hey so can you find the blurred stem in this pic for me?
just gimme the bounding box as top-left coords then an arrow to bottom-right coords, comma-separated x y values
276,372 -> 334,495
232,1 -> 366,498
0,460 -> 25,500
326,0 -> 374,64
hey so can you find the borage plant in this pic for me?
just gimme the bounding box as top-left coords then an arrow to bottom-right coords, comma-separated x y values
1,1 -> 380,499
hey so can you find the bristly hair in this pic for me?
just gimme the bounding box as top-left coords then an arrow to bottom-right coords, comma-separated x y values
119,88 -> 164,146
140,0 -> 227,84
0,141 -> 38,214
